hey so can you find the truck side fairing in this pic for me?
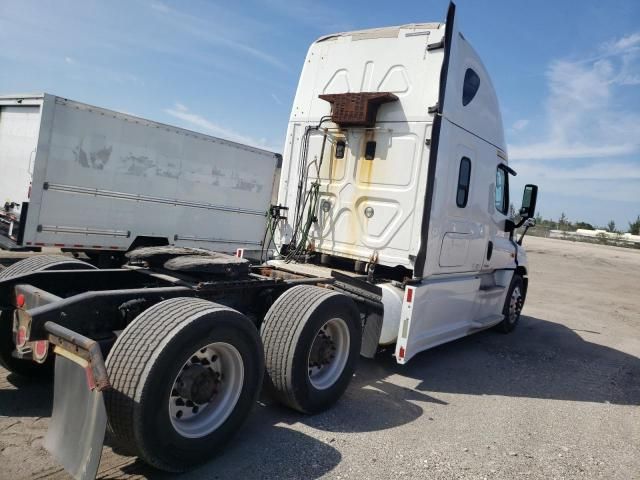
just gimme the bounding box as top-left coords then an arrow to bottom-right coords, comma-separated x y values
395,4 -> 522,362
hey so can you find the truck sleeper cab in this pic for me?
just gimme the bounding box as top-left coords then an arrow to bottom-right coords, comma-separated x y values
275,3 -> 536,363
0,3 -> 538,479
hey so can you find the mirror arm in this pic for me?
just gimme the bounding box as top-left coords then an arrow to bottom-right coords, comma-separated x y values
517,218 -> 536,245
517,226 -> 529,245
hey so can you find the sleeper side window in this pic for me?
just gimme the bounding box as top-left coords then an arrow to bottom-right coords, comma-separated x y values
462,68 -> 480,106
495,166 -> 509,215
456,157 -> 471,208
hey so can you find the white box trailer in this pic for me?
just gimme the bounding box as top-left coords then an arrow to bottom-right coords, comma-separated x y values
0,94 -> 280,257
0,4 -> 539,479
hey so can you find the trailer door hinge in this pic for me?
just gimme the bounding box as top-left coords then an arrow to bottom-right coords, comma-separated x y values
427,39 -> 445,51
428,103 -> 439,114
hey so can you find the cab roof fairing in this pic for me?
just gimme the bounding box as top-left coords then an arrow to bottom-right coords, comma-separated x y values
314,23 -> 444,44
308,22 -> 506,155
441,31 -> 506,153
289,27 -> 446,126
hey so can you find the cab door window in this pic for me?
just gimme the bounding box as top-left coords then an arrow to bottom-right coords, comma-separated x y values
456,157 -> 471,207
495,166 -> 509,214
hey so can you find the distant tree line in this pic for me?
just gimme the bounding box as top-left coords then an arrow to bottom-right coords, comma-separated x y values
509,205 -> 640,247
512,207 -> 640,235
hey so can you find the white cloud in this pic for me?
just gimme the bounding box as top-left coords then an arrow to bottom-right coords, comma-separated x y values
165,103 -> 280,152
509,33 -> 640,161
174,102 -> 188,112
511,119 -> 529,132
262,0 -> 353,32
511,160 -> 640,205
64,56 -> 75,64
271,93 -> 282,105
513,161 -> 640,182
150,3 -> 289,72
150,2 -> 170,14
607,32 -> 640,54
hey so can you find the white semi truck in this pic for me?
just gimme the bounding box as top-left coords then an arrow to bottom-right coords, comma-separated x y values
0,94 -> 280,261
0,4 -> 538,479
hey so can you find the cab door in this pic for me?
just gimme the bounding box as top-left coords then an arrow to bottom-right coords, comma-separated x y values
484,162 -> 516,271
436,143 -> 487,274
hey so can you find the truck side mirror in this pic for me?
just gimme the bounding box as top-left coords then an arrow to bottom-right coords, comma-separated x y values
519,184 -> 538,219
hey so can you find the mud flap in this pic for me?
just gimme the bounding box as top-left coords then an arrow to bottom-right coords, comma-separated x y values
44,352 -> 107,480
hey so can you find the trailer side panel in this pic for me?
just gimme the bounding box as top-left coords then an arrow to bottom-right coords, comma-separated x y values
18,95 -> 278,253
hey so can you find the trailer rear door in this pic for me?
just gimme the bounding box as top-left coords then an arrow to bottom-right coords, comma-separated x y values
0,104 -> 41,206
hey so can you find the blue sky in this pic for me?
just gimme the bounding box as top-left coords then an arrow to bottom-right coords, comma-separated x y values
1,0 -> 639,229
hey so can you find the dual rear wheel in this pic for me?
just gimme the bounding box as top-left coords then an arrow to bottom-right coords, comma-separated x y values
105,286 -> 361,471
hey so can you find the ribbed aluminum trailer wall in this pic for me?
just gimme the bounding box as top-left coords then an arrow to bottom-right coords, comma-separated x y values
0,94 -> 279,255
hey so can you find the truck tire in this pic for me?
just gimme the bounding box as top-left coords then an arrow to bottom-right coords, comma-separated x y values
0,255 -> 95,377
104,297 -> 264,472
163,253 -> 249,277
125,246 -> 211,267
261,285 -> 361,414
495,274 -> 525,333
0,254 -> 95,280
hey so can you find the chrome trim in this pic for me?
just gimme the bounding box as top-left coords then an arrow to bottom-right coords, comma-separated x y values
45,183 -> 265,216
175,234 -> 262,246
39,225 -> 130,237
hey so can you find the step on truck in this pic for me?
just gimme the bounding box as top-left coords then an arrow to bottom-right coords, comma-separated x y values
0,92 -> 280,261
0,4 -> 539,479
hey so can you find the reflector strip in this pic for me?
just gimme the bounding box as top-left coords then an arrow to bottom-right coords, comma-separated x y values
406,288 -> 413,303
27,241 -> 126,250
16,326 -> 27,347
34,340 -> 48,362
85,367 -> 96,391
399,346 -> 405,359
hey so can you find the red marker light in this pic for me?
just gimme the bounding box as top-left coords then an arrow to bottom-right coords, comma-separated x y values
406,288 -> 413,303
16,293 -> 25,308
16,326 -> 27,348
33,340 -> 48,361
399,346 -> 405,359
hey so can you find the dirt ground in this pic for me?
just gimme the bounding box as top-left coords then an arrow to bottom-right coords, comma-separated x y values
0,237 -> 639,479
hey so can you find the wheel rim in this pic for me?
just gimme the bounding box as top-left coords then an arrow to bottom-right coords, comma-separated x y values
169,342 -> 244,438
307,317 -> 350,390
508,286 -> 523,324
